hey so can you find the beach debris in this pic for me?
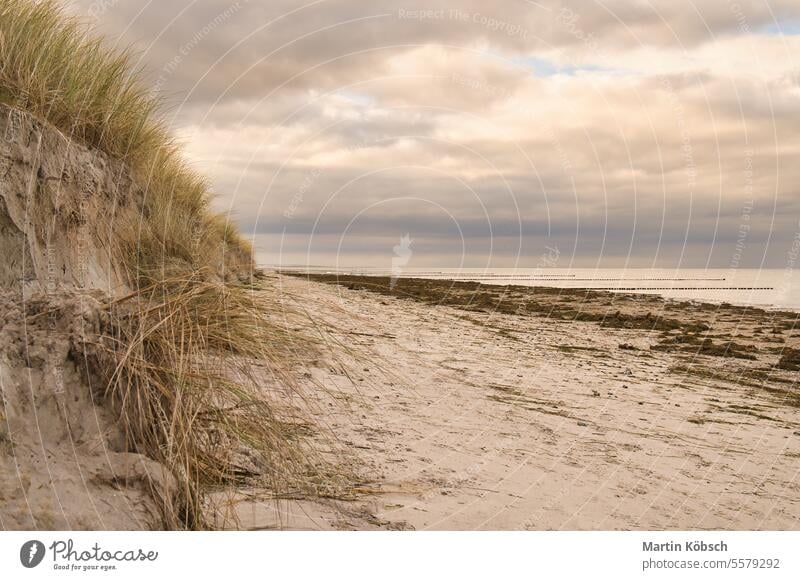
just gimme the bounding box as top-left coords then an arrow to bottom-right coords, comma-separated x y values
777,347 -> 800,371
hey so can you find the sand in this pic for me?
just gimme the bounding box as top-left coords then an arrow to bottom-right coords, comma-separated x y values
227,273 -> 800,530
0,291 -> 170,530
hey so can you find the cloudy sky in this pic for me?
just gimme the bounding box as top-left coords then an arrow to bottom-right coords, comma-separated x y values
68,0 -> 800,269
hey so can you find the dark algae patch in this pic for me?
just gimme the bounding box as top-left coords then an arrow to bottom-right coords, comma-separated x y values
293,273 -> 798,341
294,273 -> 800,408
293,274 -> 722,334
652,335 -> 758,360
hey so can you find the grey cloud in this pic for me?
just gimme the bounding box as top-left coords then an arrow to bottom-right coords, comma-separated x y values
65,0 -> 800,267
69,0 -> 800,102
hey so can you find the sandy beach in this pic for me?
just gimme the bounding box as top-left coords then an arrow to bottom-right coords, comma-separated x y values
2,1 -> 800,551
224,273 -> 800,530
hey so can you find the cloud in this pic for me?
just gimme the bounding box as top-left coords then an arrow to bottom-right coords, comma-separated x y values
68,0 -> 800,267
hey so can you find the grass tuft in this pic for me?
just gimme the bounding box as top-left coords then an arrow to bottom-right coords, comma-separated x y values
81,274 -> 324,529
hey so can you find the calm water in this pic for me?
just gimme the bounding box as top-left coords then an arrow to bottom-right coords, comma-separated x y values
286,267 -> 800,312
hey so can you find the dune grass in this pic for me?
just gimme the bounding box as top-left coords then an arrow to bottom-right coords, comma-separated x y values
1,0 -> 330,528
0,0 -> 252,283
84,273 -> 326,529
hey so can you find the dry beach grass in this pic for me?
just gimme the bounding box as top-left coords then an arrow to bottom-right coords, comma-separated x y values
0,0 -> 339,529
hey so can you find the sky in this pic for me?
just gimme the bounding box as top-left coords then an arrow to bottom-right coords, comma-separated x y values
67,0 -> 800,270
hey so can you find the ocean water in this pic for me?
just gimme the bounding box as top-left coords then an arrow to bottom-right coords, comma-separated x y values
290,267 -> 800,312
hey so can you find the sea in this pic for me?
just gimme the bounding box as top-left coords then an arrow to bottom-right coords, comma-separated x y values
282,267 -> 800,312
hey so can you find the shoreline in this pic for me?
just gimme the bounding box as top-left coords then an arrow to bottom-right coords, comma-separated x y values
274,269 -> 800,314
288,272 -> 800,323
